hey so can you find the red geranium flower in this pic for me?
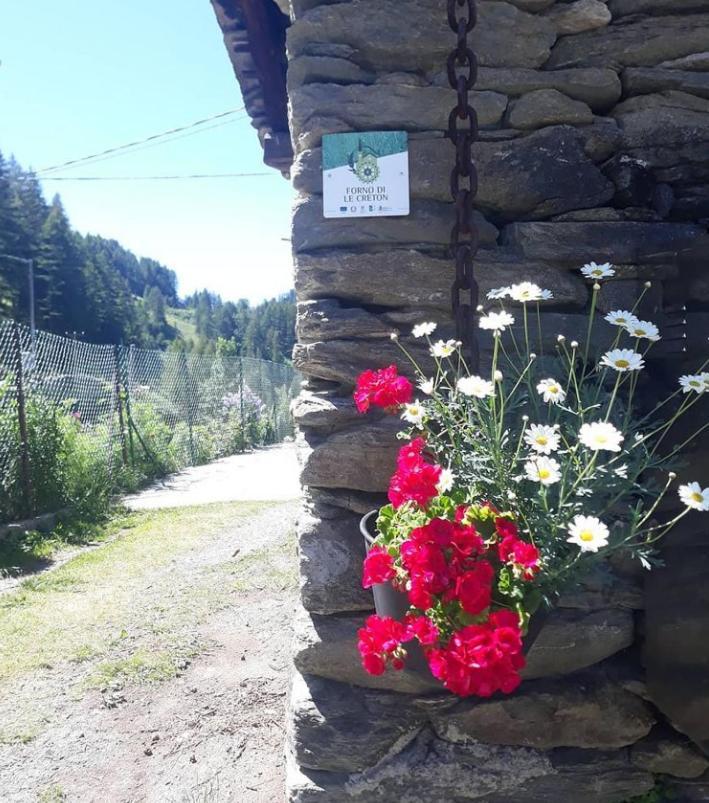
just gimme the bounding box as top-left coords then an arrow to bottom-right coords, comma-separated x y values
354,365 -> 413,413
362,546 -> 396,588
495,516 -> 518,540
451,560 -> 494,615
427,613 -> 525,697
498,535 -> 540,580
357,615 -> 411,675
388,441 -> 442,509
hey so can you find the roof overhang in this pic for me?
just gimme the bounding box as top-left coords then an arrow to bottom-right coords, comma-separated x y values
210,0 -> 293,175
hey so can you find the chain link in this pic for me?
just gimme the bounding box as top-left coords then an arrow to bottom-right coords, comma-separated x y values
447,0 -> 480,370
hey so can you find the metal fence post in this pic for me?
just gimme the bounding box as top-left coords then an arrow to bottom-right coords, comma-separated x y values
113,345 -> 129,467
238,357 -> 246,452
11,321 -> 34,518
182,351 -> 196,465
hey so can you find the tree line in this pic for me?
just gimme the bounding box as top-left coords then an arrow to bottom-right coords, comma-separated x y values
0,150 -> 295,362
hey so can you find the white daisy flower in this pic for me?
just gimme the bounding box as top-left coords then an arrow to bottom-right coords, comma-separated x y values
402,401 -> 425,427
436,468 -> 455,495
479,310 -> 515,333
524,456 -> 561,486
581,262 -> 615,280
487,286 -> 511,300
678,482 -> 709,512
536,378 -> 567,405
457,375 -> 495,399
431,339 -> 460,358
679,374 -> 706,394
702,372 -> 709,390
567,515 -> 610,552
600,349 -> 645,372
418,378 -> 435,395
625,320 -> 660,341
579,421 -> 624,452
525,424 -> 561,455
510,282 -> 543,303
539,289 -> 554,300
412,321 -> 437,338
605,310 -> 639,328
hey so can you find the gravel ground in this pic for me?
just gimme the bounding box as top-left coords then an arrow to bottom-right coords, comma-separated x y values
0,482 -> 299,802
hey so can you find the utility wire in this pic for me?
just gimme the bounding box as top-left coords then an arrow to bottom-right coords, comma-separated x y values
34,116 -> 249,174
38,107 -> 246,174
40,172 -> 275,181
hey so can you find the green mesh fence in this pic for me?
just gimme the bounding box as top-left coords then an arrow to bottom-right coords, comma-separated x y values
0,320 -> 299,523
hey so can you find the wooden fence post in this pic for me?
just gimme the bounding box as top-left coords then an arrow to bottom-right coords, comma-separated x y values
12,322 -> 34,518
113,345 -> 128,468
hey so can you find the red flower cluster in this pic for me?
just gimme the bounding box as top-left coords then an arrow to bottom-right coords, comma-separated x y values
354,365 -> 413,414
428,611 -> 524,697
359,506 -> 541,698
388,438 -> 442,509
400,517 -> 487,610
357,614 -> 441,675
362,546 -> 396,588
495,517 -> 541,580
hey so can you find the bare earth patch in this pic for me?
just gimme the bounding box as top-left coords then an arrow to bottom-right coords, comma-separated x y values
0,500 -> 299,803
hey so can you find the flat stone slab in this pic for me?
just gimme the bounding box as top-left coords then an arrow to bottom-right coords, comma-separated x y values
288,0 -> 556,70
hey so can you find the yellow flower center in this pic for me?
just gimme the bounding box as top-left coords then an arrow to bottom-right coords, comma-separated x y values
690,381 -> 701,388
536,436 -> 548,445
691,492 -> 703,503
538,468 -> 550,480
579,531 -> 595,542
632,329 -> 644,336
549,385 -> 559,394
615,359 -> 630,368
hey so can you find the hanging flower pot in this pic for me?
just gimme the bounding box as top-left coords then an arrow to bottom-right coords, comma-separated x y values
348,268 -> 709,698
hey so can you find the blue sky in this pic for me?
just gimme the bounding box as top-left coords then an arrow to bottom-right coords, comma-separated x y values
1,1 -> 294,303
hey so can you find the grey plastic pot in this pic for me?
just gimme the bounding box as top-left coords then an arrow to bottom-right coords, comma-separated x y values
360,509 -> 551,657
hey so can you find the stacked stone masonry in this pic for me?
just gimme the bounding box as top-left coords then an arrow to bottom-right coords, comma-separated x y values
285,0 -> 709,800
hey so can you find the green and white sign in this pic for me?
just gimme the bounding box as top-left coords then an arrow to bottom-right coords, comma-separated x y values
322,131 -> 409,219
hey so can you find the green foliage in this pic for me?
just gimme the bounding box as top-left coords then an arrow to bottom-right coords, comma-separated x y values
0,150 -> 179,347
182,289 -> 296,363
0,150 -> 296,361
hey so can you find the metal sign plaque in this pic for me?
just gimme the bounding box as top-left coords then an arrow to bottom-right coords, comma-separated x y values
322,131 -> 410,219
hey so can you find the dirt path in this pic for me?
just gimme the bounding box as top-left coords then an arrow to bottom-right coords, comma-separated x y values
0,498 -> 300,803
123,444 -> 300,511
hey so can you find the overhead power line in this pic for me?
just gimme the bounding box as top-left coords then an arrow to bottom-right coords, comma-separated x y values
40,172 -> 275,182
38,107 -> 246,175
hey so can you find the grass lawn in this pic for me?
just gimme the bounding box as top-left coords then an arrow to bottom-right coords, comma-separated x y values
0,501 -> 290,684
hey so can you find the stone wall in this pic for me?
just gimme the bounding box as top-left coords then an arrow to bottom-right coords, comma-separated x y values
284,1 -> 709,800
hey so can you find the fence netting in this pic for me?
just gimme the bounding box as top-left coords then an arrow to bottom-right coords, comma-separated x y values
0,320 -> 299,523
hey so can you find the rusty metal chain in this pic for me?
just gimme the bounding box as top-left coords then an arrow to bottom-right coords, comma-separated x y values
447,0 -> 480,370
